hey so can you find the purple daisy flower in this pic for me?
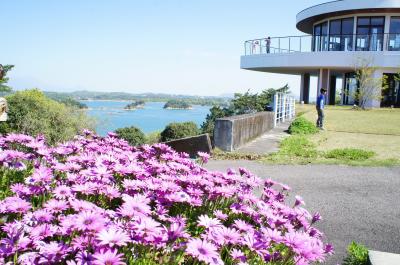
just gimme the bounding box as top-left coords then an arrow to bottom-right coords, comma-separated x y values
186,238 -> 221,265
93,249 -> 125,265
96,228 -> 130,247
75,211 -> 106,232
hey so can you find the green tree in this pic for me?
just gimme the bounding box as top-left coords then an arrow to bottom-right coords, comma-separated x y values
115,126 -> 146,146
160,122 -> 199,142
230,90 -> 260,114
354,57 -> 387,109
0,89 -> 95,144
200,106 -> 233,135
230,85 -> 289,115
275,84 -> 291,94
200,85 -> 290,139
0,64 -> 15,92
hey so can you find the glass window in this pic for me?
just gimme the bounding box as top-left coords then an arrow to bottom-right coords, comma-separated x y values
371,17 -> 385,26
342,18 -> 354,51
321,22 -> 328,51
356,17 -> 385,51
390,17 -> 400,33
313,22 -> 328,51
330,20 -> 341,35
329,20 -> 341,51
342,18 -> 354,34
328,18 -> 354,51
389,17 -> 400,51
313,24 -> 321,51
358,18 -> 370,26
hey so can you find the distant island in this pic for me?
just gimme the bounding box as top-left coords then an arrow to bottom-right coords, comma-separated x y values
164,100 -> 192,110
43,91 -> 230,107
124,100 -> 145,110
54,97 -> 88,109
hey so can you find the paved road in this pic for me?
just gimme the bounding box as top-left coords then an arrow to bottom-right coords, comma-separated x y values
205,160 -> 400,265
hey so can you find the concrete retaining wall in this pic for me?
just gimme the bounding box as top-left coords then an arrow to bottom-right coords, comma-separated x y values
214,112 -> 275,152
164,134 -> 212,158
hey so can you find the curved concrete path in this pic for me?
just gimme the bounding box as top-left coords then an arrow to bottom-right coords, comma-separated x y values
236,121 -> 291,155
205,160 -> 400,265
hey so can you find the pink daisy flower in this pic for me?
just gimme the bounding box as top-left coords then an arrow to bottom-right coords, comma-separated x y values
44,199 -> 69,213
75,211 -> 106,232
230,248 -> 246,262
197,152 -> 210,164
96,228 -> 130,247
210,226 -> 241,245
53,185 -> 72,199
198,215 -> 222,229
186,238 -> 221,265
213,210 -> 228,221
233,220 -> 254,233
93,249 -> 125,265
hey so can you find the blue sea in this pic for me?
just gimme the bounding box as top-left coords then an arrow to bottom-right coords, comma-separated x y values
82,101 -> 210,136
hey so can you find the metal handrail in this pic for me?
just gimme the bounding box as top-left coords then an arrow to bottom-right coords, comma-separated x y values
244,33 -> 400,55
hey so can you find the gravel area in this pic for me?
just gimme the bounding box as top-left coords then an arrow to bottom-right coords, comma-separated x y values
205,160 -> 400,265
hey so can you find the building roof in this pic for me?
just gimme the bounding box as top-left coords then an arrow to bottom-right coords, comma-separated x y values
296,0 -> 400,34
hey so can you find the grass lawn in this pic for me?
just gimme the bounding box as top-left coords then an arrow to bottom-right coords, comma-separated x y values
301,106 -> 400,135
263,104 -> 400,166
214,104 -> 400,166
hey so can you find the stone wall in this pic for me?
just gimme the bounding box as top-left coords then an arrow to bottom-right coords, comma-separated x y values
214,112 -> 275,152
164,134 -> 212,158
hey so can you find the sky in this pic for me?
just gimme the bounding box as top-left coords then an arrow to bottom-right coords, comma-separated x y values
1,0 -> 325,97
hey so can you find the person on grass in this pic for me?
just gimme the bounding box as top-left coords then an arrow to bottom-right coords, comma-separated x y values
316,88 -> 327,130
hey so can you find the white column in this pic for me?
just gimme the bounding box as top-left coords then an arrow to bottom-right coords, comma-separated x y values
384,15 -> 391,51
352,16 -> 357,51
318,69 -> 330,98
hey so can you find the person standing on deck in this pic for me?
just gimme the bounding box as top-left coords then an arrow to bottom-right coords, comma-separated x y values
316,88 -> 327,129
266,37 -> 271,53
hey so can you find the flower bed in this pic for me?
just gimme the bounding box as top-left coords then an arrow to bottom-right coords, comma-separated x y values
0,131 -> 333,264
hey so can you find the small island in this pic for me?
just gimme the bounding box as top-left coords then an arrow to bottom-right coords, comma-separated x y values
124,100 -> 145,110
163,100 -> 192,110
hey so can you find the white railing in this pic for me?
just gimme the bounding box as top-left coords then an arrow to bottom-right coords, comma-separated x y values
273,93 -> 296,127
244,33 -> 400,56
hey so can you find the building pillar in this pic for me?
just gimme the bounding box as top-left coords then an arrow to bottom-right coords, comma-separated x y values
341,73 -> 346,105
300,73 -> 310,104
329,75 -> 337,105
318,69 -> 330,99
364,69 -> 383,108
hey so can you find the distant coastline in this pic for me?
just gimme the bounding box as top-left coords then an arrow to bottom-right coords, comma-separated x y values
165,106 -> 193,110
44,91 -> 230,107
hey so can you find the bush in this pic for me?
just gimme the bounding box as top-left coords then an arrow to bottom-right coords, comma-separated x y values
161,121 -> 199,142
0,89 -> 94,144
200,106 -> 232,137
146,131 -> 161,145
115,126 -> 146,146
280,135 -> 319,158
288,117 -> 319,135
325,148 -> 375,161
343,241 -> 369,265
0,132 -> 333,264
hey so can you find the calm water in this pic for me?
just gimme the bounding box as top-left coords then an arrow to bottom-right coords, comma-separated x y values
82,101 -> 210,136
